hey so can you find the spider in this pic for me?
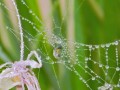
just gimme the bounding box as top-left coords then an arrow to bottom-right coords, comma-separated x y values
0,51 -> 42,90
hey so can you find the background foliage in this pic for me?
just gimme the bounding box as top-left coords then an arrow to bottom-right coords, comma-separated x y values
0,0 -> 120,90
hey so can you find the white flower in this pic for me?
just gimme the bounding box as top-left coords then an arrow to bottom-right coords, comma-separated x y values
0,51 -> 42,90
98,83 -> 113,90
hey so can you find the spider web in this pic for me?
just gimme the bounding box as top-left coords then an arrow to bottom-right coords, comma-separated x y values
0,0 -> 120,90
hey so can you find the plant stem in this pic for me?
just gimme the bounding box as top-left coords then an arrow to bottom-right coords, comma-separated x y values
11,0 -> 24,60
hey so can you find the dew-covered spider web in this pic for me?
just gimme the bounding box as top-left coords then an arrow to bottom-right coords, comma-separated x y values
0,0 -> 120,90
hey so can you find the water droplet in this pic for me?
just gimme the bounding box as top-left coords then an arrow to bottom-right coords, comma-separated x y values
101,44 -> 105,48
51,62 -> 54,64
79,77 -> 82,80
76,55 -> 78,57
89,57 -> 91,60
28,39 -> 31,41
74,61 -> 78,64
105,72 -> 107,76
92,77 -> 95,80
29,10 -> 32,13
114,41 -> 119,45
30,22 -> 33,24
94,61 -> 97,64
86,84 -> 89,87
99,64 -> 103,67
116,67 -> 120,71
6,26 -> 8,29
85,71 -> 87,73
33,26 -> 36,29
85,57 -> 89,61
117,84 -> 120,87
68,60 -> 71,63
81,44 -> 85,46
76,45 -> 80,48
56,40 -> 62,44
89,45 -> 92,48
43,41 -> 45,43
46,56 -> 50,60
95,45 -> 99,48
70,65 -> 73,67
85,65 -> 88,68
92,48 -> 95,50
22,17 -> 24,20
106,55 -> 108,58
90,70 -> 94,73
105,65 -> 109,69
83,80 -> 86,83
106,44 -> 111,47
37,49 -> 39,51
29,21 -> 31,24
98,83 -> 113,90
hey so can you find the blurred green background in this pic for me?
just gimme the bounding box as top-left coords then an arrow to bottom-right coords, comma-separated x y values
0,0 -> 120,90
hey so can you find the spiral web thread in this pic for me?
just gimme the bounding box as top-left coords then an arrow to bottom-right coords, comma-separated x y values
0,0 -> 120,90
